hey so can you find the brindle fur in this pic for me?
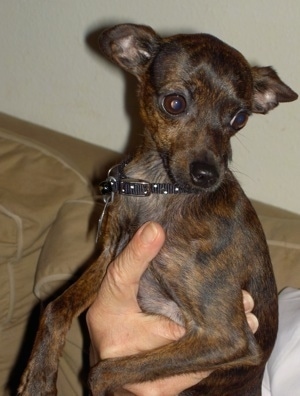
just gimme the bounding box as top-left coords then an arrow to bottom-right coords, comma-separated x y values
19,24 -> 298,395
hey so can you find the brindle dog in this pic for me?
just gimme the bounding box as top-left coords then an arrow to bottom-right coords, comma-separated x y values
19,24 -> 297,395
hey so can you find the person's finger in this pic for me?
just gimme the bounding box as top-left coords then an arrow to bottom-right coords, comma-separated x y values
149,315 -> 186,342
246,313 -> 259,333
242,290 -> 259,333
242,290 -> 254,313
108,221 -> 165,289
122,370 -> 212,396
89,313 -> 186,362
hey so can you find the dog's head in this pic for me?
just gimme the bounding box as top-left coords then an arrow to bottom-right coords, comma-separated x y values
99,24 -> 297,192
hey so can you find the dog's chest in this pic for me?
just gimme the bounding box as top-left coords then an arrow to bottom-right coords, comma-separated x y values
111,194 -> 201,324
137,265 -> 186,326
115,193 -> 228,326
110,182 -> 255,329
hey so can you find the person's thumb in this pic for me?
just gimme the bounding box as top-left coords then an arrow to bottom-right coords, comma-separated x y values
98,222 -> 165,309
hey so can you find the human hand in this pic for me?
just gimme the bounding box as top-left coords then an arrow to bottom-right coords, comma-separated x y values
86,221 -> 258,395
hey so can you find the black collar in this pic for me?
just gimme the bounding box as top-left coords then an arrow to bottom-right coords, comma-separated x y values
99,162 -> 189,197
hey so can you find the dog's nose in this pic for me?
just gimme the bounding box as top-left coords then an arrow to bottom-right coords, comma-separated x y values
190,161 -> 219,188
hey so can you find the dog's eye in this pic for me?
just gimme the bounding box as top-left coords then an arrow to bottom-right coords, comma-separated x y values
230,111 -> 249,131
162,94 -> 187,115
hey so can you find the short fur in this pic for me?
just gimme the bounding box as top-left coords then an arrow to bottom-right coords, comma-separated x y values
19,24 -> 298,395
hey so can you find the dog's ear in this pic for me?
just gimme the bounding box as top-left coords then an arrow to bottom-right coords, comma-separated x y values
99,24 -> 161,78
251,66 -> 298,114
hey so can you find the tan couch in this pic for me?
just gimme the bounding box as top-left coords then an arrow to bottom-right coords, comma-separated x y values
1,113 -> 300,395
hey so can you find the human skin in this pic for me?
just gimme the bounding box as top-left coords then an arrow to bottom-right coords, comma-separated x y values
87,222 -> 259,396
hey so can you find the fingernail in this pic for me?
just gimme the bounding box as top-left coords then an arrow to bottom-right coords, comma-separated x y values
140,222 -> 159,245
243,293 -> 254,313
248,313 -> 259,333
173,325 -> 186,339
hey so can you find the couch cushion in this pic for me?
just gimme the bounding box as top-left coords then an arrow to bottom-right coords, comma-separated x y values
0,126 -> 91,325
0,126 -> 97,393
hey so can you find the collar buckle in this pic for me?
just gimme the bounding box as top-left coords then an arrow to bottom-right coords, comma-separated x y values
120,178 -> 152,197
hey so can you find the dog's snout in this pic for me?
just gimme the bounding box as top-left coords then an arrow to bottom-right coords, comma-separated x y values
190,161 -> 219,189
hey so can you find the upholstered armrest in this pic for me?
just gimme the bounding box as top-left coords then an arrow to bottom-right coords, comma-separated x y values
34,198 -> 102,300
253,201 -> 300,291
258,212 -> 300,292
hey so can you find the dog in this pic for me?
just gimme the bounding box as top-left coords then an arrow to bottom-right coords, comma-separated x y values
19,24 -> 297,395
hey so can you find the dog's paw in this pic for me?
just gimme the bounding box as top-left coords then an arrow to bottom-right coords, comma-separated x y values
18,362 -> 58,396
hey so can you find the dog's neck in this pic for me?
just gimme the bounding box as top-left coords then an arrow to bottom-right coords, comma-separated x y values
125,131 -> 173,183
125,152 -> 170,183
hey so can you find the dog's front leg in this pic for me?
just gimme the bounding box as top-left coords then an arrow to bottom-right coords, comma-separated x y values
18,253 -> 112,396
88,286 -> 261,395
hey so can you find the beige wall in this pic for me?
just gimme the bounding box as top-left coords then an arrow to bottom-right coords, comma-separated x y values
1,0 -> 299,213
